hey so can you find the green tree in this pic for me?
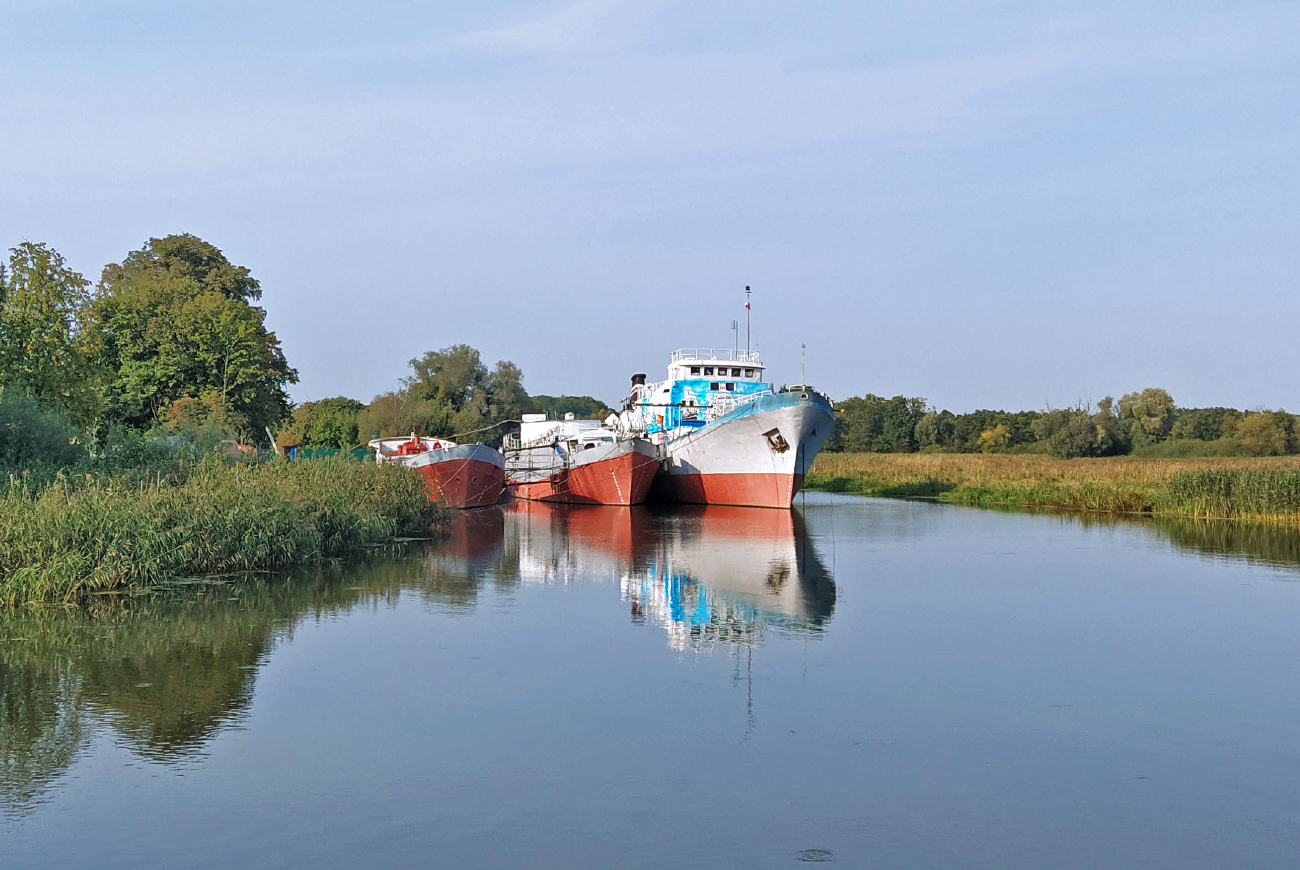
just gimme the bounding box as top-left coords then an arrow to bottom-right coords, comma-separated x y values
1118,388 -> 1176,448
1031,404 -> 1123,459
364,345 -> 527,444
914,410 -> 957,450
86,235 -> 297,439
1171,408 -> 1242,441
357,391 -> 451,441
285,397 -> 365,449
405,345 -> 486,412
526,395 -> 614,420
830,395 -> 927,453
950,409 -> 1042,453
0,243 -> 99,425
1232,411 -> 1294,456
0,391 -> 85,468
99,233 -> 261,302
486,361 -> 529,427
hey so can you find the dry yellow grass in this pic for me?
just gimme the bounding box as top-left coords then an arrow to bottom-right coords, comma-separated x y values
806,452 -> 1300,520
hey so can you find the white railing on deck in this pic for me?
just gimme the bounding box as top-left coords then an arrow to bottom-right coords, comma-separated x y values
705,393 -> 761,421
669,348 -> 762,365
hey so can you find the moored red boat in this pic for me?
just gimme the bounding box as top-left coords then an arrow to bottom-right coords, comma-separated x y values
369,433 -> 505,508
503,414 -> 657,505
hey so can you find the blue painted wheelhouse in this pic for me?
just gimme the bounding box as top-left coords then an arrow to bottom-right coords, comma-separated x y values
635,349 -> 773,437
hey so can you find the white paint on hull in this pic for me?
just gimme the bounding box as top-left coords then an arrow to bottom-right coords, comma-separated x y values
661,394 -> 834,480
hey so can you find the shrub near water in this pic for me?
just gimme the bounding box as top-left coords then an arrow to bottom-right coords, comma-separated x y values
0,457 -> 443,605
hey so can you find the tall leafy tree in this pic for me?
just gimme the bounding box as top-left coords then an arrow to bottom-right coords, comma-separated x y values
0,242 -> 99,425
86,234 -> 297,438
285,397 -> 366,449
1118,388 -> 1176,448
829,394 -> 927,452
364,344 -> 527,444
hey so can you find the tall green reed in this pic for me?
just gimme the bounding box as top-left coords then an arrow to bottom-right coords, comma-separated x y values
0,456 -> 445,606
1159,469 -> 1300,519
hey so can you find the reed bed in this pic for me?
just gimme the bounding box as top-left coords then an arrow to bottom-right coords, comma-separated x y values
0,457 -> 445,606
806,453 -> 1300,524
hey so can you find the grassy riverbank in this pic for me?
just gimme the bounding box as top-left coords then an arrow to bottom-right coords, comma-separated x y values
806,453 -> 1300,524
0,457 -> 444,606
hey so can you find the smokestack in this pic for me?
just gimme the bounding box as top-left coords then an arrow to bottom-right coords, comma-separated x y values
626,373 -> 648,411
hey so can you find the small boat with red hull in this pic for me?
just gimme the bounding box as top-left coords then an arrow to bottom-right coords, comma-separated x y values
369,433 -> 504,508
503,413 -> 657,505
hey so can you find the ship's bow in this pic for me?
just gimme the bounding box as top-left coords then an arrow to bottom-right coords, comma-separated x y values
658,390 -> 834,508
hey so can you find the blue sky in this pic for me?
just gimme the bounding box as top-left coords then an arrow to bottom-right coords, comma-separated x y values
2,1 -> 1297,412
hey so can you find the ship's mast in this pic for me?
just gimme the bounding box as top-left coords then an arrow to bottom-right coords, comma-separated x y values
745,286 -> 752,357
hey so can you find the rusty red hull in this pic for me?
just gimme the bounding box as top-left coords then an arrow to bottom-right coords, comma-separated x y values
417,457 -> 505,508
508,448 -> 658,506
652,471 -> 807,510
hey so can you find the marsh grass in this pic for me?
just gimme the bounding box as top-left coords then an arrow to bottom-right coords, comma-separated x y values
807,453 -> 1300,524
0,457 -> 444,606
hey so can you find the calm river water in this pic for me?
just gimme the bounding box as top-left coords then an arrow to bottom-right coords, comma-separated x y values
3,493 -> 1299,868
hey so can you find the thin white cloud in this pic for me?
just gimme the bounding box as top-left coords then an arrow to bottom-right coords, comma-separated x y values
452,0 -> 633,55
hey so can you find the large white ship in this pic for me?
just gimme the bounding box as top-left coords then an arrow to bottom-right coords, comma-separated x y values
619,348 -> 835,508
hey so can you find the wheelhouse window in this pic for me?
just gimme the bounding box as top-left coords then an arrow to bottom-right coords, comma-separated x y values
744,368 -> 754,377
703,367 -> 714,376
690,366 -> 700,375
731,368 -> 741,376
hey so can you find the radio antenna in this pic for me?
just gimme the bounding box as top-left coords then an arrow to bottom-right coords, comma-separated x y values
744,286 -> 752,356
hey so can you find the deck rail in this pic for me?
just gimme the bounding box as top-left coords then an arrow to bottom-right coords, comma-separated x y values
669,348 -> 763,365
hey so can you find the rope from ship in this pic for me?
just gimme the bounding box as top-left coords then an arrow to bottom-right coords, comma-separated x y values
443,419 -> 524,441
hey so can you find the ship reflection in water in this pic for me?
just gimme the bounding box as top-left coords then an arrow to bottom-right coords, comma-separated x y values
430,501 -> 837,650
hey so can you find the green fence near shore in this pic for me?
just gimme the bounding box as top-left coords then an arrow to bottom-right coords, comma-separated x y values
286,447 -> 370,462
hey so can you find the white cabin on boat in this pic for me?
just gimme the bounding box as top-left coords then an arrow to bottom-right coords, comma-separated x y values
663,348 -> 765,384
509,413 -> 618,453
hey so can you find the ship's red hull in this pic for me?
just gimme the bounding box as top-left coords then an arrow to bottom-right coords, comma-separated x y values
508,449 -> 658,505
653,471 -> 806,509
417,457 -> 505,508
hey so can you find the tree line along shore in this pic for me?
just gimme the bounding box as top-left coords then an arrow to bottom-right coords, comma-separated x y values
2,233 -> 1298,605
0,233 -> 612,606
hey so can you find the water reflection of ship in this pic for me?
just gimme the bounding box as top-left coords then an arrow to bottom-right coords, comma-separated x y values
625,506 -> 836,651
495,500 -> 836,649
422,507 -> 511,611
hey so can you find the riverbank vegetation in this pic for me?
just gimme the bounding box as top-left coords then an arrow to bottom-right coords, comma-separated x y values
826,389 -> 1298,459
0,234 -> 467,605
0,455 -> 442,606
806,453 -> 1300,524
